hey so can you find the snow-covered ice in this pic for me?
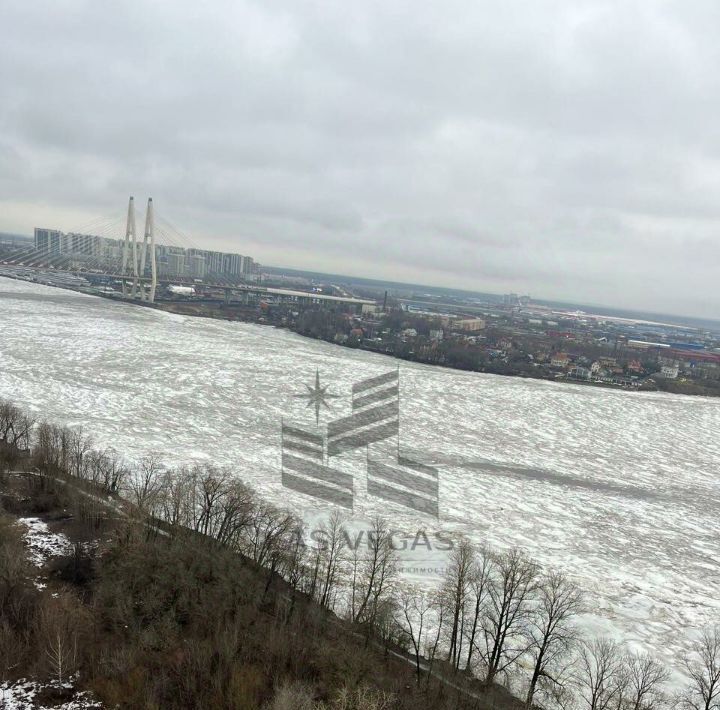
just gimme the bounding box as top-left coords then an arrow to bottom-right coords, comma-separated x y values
1,278 -> 719,679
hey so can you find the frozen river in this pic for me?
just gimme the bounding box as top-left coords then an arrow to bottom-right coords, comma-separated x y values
1,278 -> 719,677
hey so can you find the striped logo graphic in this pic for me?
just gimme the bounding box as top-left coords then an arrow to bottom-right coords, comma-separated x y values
367,454 -> 439,517
281,422 -> 354,508
327,370 -> 399,456
280,368 -> 441,518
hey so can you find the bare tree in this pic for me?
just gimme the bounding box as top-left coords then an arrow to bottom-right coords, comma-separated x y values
38,595 -> 85,684
157,466 -> 191,532
195,465 -> 229,538
215,479 -> 255,548
621,651 -> 669,710
576,637 -> 625,710
318,511 -> 347,610
306,531 -> 325,604
46,630 -> 76,684
0,400 -> 23,448
0,399 -> 34,466
425,591 -> 447,691
483,547 -> 539,686
267,510 -> 302,577
464,545 -> 494,672
396,587 -> 433,683
525,570 -> 583,708
333,684 -> 395,710
679,626 -> 720,710
129,452 -> 165,514
441,536 -> 474,670
244,499 -> 296,568
34,422 -> 65,474
90,447 -> 127,493
265,680 -> 317,710
346,537 -> 363,622
352,516 -> 398,629
280,521 -> 308,594
68,427 -> 93,480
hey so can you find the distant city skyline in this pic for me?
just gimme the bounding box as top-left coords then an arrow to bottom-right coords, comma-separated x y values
2,225 -> 718,326
2,1 -> 720,318
31,226 -> 255,280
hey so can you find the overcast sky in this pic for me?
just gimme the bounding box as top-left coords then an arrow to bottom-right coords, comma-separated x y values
1,1 -> 719,317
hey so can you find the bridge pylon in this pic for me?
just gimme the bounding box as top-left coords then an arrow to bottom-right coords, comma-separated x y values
120,196 -> 157,303
121,196 -> 138,297
140,198 -> 157,303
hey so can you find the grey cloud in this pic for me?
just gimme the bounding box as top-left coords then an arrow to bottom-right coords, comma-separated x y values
1,0 -> 719,317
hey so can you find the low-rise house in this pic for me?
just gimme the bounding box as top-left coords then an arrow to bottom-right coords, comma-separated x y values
659,363 -> 679,379
551,352 -> 571,368
626,359 -> 643,374
598,356 -> 618,368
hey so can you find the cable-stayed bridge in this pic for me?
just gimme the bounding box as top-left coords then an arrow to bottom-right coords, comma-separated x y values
0,197 -> 374,309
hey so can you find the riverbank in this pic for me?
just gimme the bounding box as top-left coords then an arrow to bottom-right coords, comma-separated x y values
1,411 -> 525,710
2,272 -> 718,398
151,298 -> 720,399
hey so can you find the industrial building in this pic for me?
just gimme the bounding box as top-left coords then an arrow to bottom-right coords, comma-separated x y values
453,317 -> 486,332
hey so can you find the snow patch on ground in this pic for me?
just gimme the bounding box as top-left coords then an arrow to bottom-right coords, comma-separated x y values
18,517 -> 73,567
0,679 -> 100,709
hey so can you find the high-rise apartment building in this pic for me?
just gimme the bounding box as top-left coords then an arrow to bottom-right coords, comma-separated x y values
34,228 -> 64,254
188,254 -> 207,278
33,227 -> 255,280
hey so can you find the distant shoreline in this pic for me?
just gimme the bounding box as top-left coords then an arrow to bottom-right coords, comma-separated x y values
2,273 -> 718,399
262,265 -> 720,333
149,299 -> 720,400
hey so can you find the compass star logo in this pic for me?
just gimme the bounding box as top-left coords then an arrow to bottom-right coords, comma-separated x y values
281,367 -> 439,517
295,369 -> 338,425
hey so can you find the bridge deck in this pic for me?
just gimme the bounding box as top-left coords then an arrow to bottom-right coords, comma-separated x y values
0,265 -> 376,306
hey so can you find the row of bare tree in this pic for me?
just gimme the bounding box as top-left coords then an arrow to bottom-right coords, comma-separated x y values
115,460 -> 720,710
400,539 -> 691,710
2,396 -> 719,710
134,462 -> 400,634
